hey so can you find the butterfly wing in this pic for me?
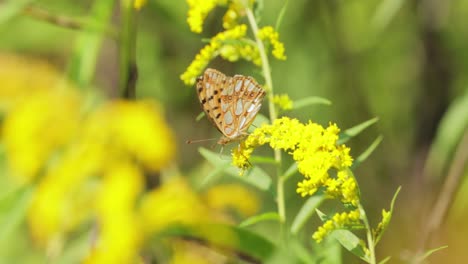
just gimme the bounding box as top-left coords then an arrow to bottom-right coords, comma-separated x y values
196,68 -> 227,134
196,68 -> 265,143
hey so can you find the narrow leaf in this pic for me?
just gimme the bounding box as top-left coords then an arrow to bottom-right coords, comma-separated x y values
0,185 -> 33,243
415,245 -> 448,262
160,223 -> 298,263
315,208 -> 328,222
199,147 -> 231,167
352,135 -> 383,169
374,186 -> 401,245
67,0 -> 115,88
249,155 -> 277,164
338,117 -> 379,144
239,212 -> 280,227
291,195 -> 326,234
378,256 -> 391,264
199,148 -> 272,191
275,0 -> 289,31
425,89 -> 468,180
293,96 -> 331,110
331,230 -> 370,262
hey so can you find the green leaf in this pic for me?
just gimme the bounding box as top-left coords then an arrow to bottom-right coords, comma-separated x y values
338,117 -> 379,144
374,186 -> 401,245
253,0 -> 264,24
282,162 -> 298,181
352,135 -> 383,169
0,185 -> 34,244
0,0 -> 36,25
251,113 -> 270,131
291,195 -> 326,234
54,231 -> 91,263
378,256 -> 391,264
425,89 -> 468,180
239,212 -> 280,227
198,147 -> 272,191
414,245 -> 448,262
240,166 -> 272,191
292,96 -> 331,110
330,230 -> 370,262
67,0 -> 115,88
315,208 -> 328,222
275,0 -> 289,31
199,147 -> 231,167
249,155 -> 277,164
159,223 -> 299,263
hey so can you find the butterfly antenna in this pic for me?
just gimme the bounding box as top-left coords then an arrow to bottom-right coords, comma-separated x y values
186,138 -> 217,144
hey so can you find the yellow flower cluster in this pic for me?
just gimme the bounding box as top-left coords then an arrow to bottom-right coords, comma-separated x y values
312,209 -> 361,243
272,94 -> 293,110
186,0 -> 227,33
180,24 -> 261,85
258,26 -> 287,60
232,117 -> 357,205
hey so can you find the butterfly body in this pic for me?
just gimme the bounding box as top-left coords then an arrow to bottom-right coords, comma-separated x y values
196,68 -> 266,145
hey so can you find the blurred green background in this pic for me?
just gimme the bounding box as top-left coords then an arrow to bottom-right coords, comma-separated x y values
0,0 -> 467,263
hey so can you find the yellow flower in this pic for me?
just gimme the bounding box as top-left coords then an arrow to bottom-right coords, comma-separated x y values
272,94 -> 293,110
258,26 -> 287,60
232,117 -> 357,206
312,209 -> 361,243
186,0 -> 228,33
85,162 -> 143,264
84,100 -> 176,172
2,90 -> 81,182
133,0 -> 147,10
203,183 -> 260,217
0,53 -> 68,112
139,177 -> 210,233
181,24 -> 261,85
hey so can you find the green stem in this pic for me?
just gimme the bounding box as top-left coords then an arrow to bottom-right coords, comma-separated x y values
245,8 -> 285,225
119,0 -> 138,99
359,202 -> 377,264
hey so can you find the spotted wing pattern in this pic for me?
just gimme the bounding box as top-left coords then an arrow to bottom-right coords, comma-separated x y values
196,68 -> 266,145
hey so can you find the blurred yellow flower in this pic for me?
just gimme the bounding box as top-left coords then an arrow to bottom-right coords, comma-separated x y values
272,94 -> 293,110
0,54 -> 68,112
258,26 -> 287,60
133,0 -> 147,10
86,100 -> 176,172
85,162 -> 144,264
203,183 -> 260,217
139,177 -> 210,233
2,90 -> 81,182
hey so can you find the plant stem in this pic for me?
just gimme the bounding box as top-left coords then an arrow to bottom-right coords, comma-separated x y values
245,8 -> 285,225
119,0 -> 138,99
359,202 -> 377,264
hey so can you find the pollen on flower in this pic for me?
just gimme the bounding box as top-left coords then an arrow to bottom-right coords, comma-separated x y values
258,26 -> 287,60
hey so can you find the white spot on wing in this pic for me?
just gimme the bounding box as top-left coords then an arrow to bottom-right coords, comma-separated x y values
235,99 -> 243,115
224,111 -> 233,125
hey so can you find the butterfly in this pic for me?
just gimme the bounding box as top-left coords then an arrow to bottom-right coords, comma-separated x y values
196,68 -> 266,145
